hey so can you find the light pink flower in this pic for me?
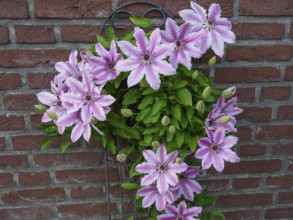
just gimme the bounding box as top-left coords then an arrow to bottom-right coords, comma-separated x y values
116,27 -> 176,90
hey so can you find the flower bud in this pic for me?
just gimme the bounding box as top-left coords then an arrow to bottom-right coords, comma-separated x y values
220,115 -> 230,124
208,56 -> 217,66
139,78 -> 148,87
101,89 -> 107,95
121,109 -> 133,117
47,111 -> 57,120
90,117 -> 98,125
168,125 -> 176,134
116,153 -> 127,163
161,116 -> 170,126
192,71 -> 199,80
196,101 -> 205,115
202,86 -> 211,98
175,158 -> 182,164
152,141 -> 160,150
222,86 -> 236,98
34,104 -> 46,112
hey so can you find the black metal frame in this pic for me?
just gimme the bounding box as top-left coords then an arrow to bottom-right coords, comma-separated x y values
101,2 -> 172,219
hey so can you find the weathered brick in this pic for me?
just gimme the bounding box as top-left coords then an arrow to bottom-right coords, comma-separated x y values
215,67 -> 279,83
237,106 -> 272,121
260,86 -> 291,101
266,175 -> 293,187
233,177 -> 261,189
0,155 -> 28,168
27,72 -> 55,89
289,23 -> 293,37
110,184 -> 137,198
0,73 -> 21,89
35,0 -> 111,18
1,188 -> 65,204
272,142 -> 293,156
236,87 -> 255,103
0,207 -> 51,220
223,210 -> 260,220
0,25 -> 9,44
265,207 -> 293,219
0,115 -> 25,131
15,25 -> 55,44
256,124 -> 293,140
277,191 -> 293,204
233,23 -> 285,40
285,66 -> 293,81
237,126 -> 252,141
0,137 -> 5,151
18,171 -> 50,186
0,49 -> 69,68
29,114 -> 43,129
226,45 -> 293,62
0,173 -> 13,187
239,0 -> 293,16
197,0 -> 233,17
12,134 -> 46,151
3,94 -> 38,110
198,179 -> 228,192
61,25 -> 98,43
239,144 -> 266,157
0,0 -> 29,18
277,105 -> 293,119
70,186 -> 99,199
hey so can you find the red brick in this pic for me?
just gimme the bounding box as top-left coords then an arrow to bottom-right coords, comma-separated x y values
260,86 -> 291,101
239,144 -> 266,157
223,160 -> 282,174
237,106 -> 271,121
285,66 -> 293,81
0,49 -> 69,68
12,134 -> 46,150
3,94 -> 38,110
0,0 -> 29,18
55,168 -> 119,183
197,0 -> 233,17
0,207 -> 51,220
0,115 -> 25,131
110,184 -> 136,198
118,0 -> 190,17
289,23 -> 293,37
57,202 -> 116,217
237,126 -> 252,141
0,155 -> 28,168
272,142 -> 293,156
27,72 -> 55,89
277,191 -> 293,204
265,207 -> 293,219
236,87 -> 255,103
216,193 -> 272,208
239,0 -> 293,16
29,114 -> 43,129
15,25 -> 55,44
0,73 -> 21,89
61,25 -> 98,43
256,124 -> 293,140
289,159 -> 293,171
198,179 -> 228,192
33,152 -> 100,167
18,171 -> 50,186
266,175 -> 293,187
35,0 -> 111,18
70,186 -> 99,199
233,23 -> 285,40
0,137 -> 5,150
233,177 -> 261,189
215,67 -> 279,83
0,173 -> 13,187
223,210 -> 260,220
226,45 -> 293,62
1,188 -> 65,204
0,25 -> 9,44
277,105 -> 293,119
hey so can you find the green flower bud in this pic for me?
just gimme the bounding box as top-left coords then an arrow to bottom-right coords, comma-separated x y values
116,153 -> 127,163
220,115 -> 230,124
175,158 -> 182,164
121,109 -> 133,117
192,71 -> 199,80
208,56 -> 217,66
139,78 -> 148,87
34,104 -> 46,112
196,101 -> 205,115
101,89 -> 107,95
90,117 -> 98,125
168,125 -> 176,134
152,141 -> 160,150
222,86 -> 236,98
202,86 -> 212,98
161,116 -> 170,126
47,111 -> 57,120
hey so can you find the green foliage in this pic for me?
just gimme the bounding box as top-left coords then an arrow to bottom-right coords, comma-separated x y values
130,17 -> 152,28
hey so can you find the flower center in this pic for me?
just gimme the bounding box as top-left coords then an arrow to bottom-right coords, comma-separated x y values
57,101 -> 62,106
108,63 -> 115,70
176,215 -> 184,220
144,54 -> 150,61
210,144 -> 219,153
85,95 -> 91,101
179,174 -> 185,181
204,20 -> 213,30
157,163 -> 168,173
77,76 -> 83,81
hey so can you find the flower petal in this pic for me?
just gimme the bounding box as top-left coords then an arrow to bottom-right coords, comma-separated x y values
157,214 -> 175,220
57,113 -> 79,127
142,191 -> 156,208
134,27 -> 148,53
71,121 -> 84,142
165,190 -> 174,204
210,30 -> 225,57
152,60 -> 176,76
81,104 -> 92,124
83,123 -> 91,142
208,3 -> 221,22
92,103 -> 106,121
185,179 -> 202,194
37,92 -> 58,106
156,194 -> 166,211
152,43 -> 175,59
156,145 -> 167,162
185,206 -> 202,217
191,2 -> 207,19
137,185 -> 155,196
141,172 -> 159,186
212,153 -> 224,172
165,204 -> 178,215
145,64 -> 161,90
182,182 -> 194,201
165,17 -> 179,39
149,28 -> 161,52
219,136 -> 238,149
66,77 -> 85,94
115,58 -> 141,72
97,95 -> 116,107
95,43 -> 109,57
179,9 -> 202,25
69,50 -> 78,65
168,163 -> 188,173
220,149 -> 240,163
157,174 -> 168,194
195,147 -> 210,159
201,152 -> 213,170
165,172 -> 178,186
135,162 -> 156,174
164,151 -> 178,164
127,64 -> 145,88
214,128 -> 225,144
143,150 -> 158,163
198,137 -> 211,148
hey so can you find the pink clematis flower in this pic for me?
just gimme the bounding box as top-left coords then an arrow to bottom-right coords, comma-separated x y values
136,145 -> 188,194
171,166 -> 202,201
179,3 -> 236,57
213,96 -> 243,117
195,128 -> 240,172
160,17 -> 204,69
116,27 -> 176,90
137,184 -> 174,211
157,201 -> 202,220
89,40 -> 122,84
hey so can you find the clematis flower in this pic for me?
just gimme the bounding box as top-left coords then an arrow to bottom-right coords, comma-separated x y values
116,27 -> 176,90
136,145 -> 188,194
137,184 -> 174,211
160,17 -> 204,69
213,96 -> 243,117
89,40 -> 122,84
195,128 -> 240,172
157,201 -> 202,220
179,3 -> 236,57
171,166 -> 202,201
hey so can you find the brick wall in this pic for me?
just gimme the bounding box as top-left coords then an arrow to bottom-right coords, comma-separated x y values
0,0 -> 292,219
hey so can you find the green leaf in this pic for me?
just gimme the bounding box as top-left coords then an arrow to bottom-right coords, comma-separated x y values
107,139 -> 116,154
177,88 -> 192,106
142,87 -> 156,95
123,89 -> 140,106
151,99 -> 167,116
143,127 -> 160,135
180,113 -> 188,128
136,107 -> 151,122
189,136 -> 198,152
125,127 -> 141,139
60,140 -> 71,153
175,132 -> 184,148
130,17 -> 152,28
107,117 -> 127,129
138,95 -> 155,109
121,31 -> 134,41
105,26 -> 117,41
122,182 -> 139,190
210,210 -> 225,220
113,129 -> 130,139
41,139 -> 52,150
199,214 -> 209,220
170,118 -> 180,129
172,104 -> 181,121
127,217 -> 134,220
144,134 -> 153,144
96,34 -> 110,48
172,80 -> 188,90
186,107 -> 195,120
151,112 -> 161,123
166,130 -> 174,142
